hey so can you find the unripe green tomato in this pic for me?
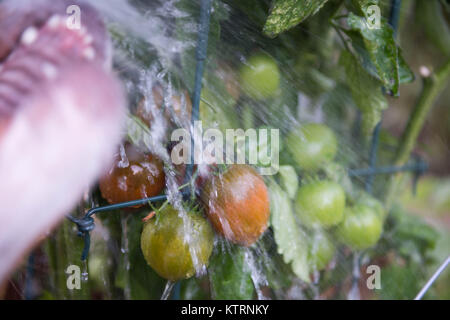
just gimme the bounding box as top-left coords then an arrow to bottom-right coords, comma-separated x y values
141,205 -> 214,281
286,123 -> 337,172
308,231 -> 335,271
295,180 -> 346,227
239,53 -> 280,100
336,204 -> 383,250
357,191 -> 387,221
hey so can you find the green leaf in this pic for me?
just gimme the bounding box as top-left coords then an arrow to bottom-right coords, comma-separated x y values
209,245 -> 254,299
380,264 -> 422,300
268,180 -> 310,282
263,0 -> 329,37
342,30 -> 414,87
351,0 -> 380,15
179,277 -> 210,300
340,50 -> 388,137
398,48 -> 415,84
390,205 -> 440,256
278,165 -> 298,199
345,13 -> 399,95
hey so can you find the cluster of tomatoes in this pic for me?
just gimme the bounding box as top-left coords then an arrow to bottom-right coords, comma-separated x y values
98,52 -> 385,281
99,144 -> 270,281
286,123 -> 385,271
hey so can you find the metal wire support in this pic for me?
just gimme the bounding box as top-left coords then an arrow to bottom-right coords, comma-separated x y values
24,252 -> 35,300
67,194 -> 168,261
365,122 -> 382,193
414,256 -> 450,300
349,155 -> 428,194
389,0 -> 402,37
186,0 -> 212,182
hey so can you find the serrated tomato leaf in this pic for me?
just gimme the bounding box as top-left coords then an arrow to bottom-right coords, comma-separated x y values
340,50 -> 388,137
342,28 -> 414,88
263,0 -> 329,37
345,13 -> 399,95
278,165 -> 299,199
398,48 -> 415,84
268,180 -> 310,282
351,0 -> 380,14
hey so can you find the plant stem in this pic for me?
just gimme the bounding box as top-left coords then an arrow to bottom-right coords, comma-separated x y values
385,59 -> 450,208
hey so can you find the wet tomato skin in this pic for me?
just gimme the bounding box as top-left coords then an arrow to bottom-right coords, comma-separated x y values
336,204 -> 383,250
356,191 -> 387,221
295,180 -> 345,228
136,85 -> 192,126
201,164 -> 270,246
239,53 -> 280,100
141,205 -> 214,281
286,123 -> 337,172
99,144 -> 165,206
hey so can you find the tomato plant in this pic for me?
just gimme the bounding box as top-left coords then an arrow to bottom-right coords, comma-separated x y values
14,0 -> 448,302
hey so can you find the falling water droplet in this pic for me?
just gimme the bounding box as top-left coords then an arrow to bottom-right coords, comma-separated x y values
161,280 -> 176,300
81,259 -> 89,282
244,248 -> 269,300
121,215 -> 131,300
348,252 -> 361,300
117,143 -> 129,168
311,270 -> 321,300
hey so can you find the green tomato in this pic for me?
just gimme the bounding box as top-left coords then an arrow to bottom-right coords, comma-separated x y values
295,180 -> 346,227
286,123 -> 337,172
337,204 -> 383,250
239,53 -> 280,100
141,205 -> 214,281
356,191 -> 387,220
308,231 -> 335,271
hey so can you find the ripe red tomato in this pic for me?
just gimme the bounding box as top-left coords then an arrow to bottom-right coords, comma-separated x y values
201,165 -> 270,246
99,143 -> 165,206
